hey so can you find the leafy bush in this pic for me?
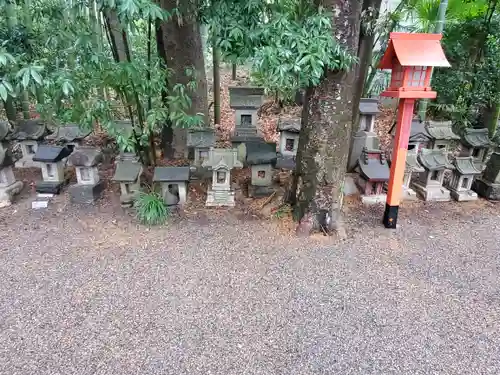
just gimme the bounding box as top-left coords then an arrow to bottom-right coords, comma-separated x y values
134,191 -> 169,226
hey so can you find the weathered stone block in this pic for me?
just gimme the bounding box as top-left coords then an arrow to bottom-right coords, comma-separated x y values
473,178 -> 500,200
248,185 -> 274,198
35,181 -> 64,194
69,181 -> 105,204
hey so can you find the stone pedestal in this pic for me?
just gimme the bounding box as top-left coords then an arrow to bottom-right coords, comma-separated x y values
401,185 -> 419,201
473,178 -> 500,200
361,194 -> 387,205
413,182 -> 451,201
69,181 -> 105,204
206,190 -> 236,207
450,189 -> 478,201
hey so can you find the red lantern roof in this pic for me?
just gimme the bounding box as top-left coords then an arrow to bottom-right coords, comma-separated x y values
379,32 -> 451,69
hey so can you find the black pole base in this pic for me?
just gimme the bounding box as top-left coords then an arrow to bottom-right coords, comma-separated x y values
382,203 -> 399,229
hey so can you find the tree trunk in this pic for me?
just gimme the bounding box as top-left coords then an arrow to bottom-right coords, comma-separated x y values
213,44 -> 221,125
232,63 -> 237,80
103,9 -> 131,62
293,0 -> 362,237
157,0 -> 209,159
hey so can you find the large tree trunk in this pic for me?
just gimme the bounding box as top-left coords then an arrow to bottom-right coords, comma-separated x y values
293,0 -> 362,237
156,0 -> 209,159
103,9 -> 131,62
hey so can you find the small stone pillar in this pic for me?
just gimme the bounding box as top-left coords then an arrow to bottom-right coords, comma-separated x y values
447,156 -> 481,201
277,118 -> 301,158
187,128 -> 215,166
202,148 -> 243,206
348,99 -> 381,171
413,149 -> 453,201
112,155 -> 142,207
11,120 -> 49,168
33,145 -> 73,194
68,147 -> 104,204
474,152 -> 500,200
245,141 -> 277,197
228,86 -> 264,145
0,121 -> 22,207
153,167 -> 190,206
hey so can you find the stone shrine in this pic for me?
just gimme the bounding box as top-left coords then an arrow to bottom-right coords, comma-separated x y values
0,121 -> 22,207
68,147 -> 104,204
277,118 -> 301,158
388,119 -> 432,156
153,166 -> 190,206
33,145 -> 73,194
228,86 -> 264,145
202,148 -> 242,207
356,147 -> 390,204
402,149 -> 424,200
447,156 -> 482,201
425,120 -> 459,151
349,99 -> 381,171
46,124 -> 91,150
413,149 -> 453,201
459,128 -> 491,168
11,119 -> 50,168
245,142 -> 277,197
474,152 -> 500,200
187,128 -> 215,166
112,155 -> 142,207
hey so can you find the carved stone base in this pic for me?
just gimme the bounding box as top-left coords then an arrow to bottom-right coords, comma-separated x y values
402,186 -> 419,201
413,183 -> 451,201
35,181 -> 65,194
473,178 -> 500,200
248,185 -> 274,198
206,189 -> 235,207
361,194 -> 386,205
69,181 -> 105,204
0,181 -> 23,208
450,189 -> 478,202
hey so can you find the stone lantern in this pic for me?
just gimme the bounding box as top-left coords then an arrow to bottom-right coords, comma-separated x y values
244,141 -> 277,197
32,145 -> 73,194
447,156 -> 482,201
112,155 -> 142,207
187,128 -> 215,166
277,118 -> 301,158
460,128 -> 491,168
153,166 -> 190,206
11,119 -> 49,168
0,121 -> 22,207
68,147 -> 104,204
46,124 -> 91,150
413,149 -> 453,201
228,86 -> 264,145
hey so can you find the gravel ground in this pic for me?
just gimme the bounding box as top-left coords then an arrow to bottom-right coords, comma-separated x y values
0,196 -> 499,375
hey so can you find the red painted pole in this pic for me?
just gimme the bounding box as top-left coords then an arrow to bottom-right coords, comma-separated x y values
383,98 -> 416,228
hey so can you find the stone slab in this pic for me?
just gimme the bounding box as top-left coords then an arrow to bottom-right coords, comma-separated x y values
402,186 -> 419,201
473,178 -> 500,200
35,181 -> 65,195
69,181 -> 105,204
361,194 -> 387,205
343,175 -> 359,196
206,189 -> 235,207
248,185 -> 275,198
413,183 -> 451,201
450,189 -> 478,202
31,200 -> 49,209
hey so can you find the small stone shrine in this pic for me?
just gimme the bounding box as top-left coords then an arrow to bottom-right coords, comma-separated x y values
228,86 -> 264,145
459,128 -> 491,168
356,147 -> 390,204
402,149 -> 424,200
245,141 -> 277,197
153,166 -> 190,206
425,120 -> 459,151
68,147 -> 104,204
413,148 -> 453,201
112,154 -> 142,207
277,117 -> 301,158
447,156 -> 482,201
11,119 -> 49,168
474,152 -> 500,200
388,119 -> 432,156
349,99 -> 381,170
46,124 -> 91,150
202,148 -> 243,207
187,128 -> 215,166
0,121 -> 22,207
32,145 -> 73,194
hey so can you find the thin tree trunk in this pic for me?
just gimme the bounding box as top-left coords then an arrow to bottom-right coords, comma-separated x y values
232,63 -> 237,80
213,43 -> 221,125
293,0 -> 362,237
157,0 -> 209,159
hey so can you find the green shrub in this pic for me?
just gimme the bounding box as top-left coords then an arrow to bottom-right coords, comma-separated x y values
134,191 -> 169,226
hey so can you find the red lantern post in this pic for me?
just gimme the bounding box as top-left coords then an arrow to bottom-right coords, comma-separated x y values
379,32 -> 450,228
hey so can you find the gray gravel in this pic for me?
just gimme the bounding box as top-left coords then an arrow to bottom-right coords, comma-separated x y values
0,199 -> 499,374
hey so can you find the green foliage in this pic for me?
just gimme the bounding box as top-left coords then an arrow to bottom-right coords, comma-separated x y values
431,13 -> 500,129
135,190 -> 170,226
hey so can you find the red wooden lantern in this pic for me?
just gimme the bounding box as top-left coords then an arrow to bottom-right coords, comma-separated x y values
379,32 -> 450,99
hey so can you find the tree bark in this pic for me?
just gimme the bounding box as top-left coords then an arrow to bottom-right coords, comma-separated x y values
103,9 -> 131,62
232,63 -> 237,80
213,44 -> 221,125
293,0 -> 362,237
156,0 -> 209,159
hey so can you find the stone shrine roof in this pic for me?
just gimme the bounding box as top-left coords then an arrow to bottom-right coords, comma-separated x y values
33,145 -> 72,163
46,125 -> 91,143
10,119 -> 48,141
0,121 -> 12,141
245,141 -> 277,165
228,86 -> 264,109
187,128 -> 215,148
452,156 -> 482,175
0,149 -> 14,168
425,121 -> 459,140
405,150 -> 424,172
277,118 -> 301,133
418,149 -> 453,171
462,128 -> 491,148
389,119 -> 432,143
358,148 -> 390,181
112,161 -> 142,182
153,166 -> 190,182
68,148 -> 102,167
359,98 -> 380,115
